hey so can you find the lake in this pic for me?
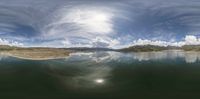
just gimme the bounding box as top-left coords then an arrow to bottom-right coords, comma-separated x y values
1,50 -> 200,99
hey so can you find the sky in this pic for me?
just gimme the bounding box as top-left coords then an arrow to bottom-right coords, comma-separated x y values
0,0 -> 200,48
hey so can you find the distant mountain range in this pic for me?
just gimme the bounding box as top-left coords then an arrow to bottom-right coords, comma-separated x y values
0,45 -> 18,50
1,44 -> 200,52
119,45 -> 200,52
181,45 -> 200,51
0,45 -> 114,51
118,45 -> 179,52
65,47 -> 115,52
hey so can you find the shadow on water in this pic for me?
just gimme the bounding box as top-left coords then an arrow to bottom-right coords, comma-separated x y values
1,50 -> 200,99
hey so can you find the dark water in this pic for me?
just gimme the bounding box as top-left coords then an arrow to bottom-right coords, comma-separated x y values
1,50 -> 200,99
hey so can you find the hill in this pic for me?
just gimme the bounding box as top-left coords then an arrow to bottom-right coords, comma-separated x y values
65,47 -> 114,52
182,45 -> 200,51
0,45 -> 18,50
118,45 -> 169,52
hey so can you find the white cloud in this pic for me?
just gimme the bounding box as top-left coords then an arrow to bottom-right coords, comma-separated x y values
62,39 -> 92,48
90,37 -> 120,48
41,6 -> 119,48
126,35 -> 200,47
43,7 -> 114,39
133,39 -> 169,47
184,35 -> 200,45
60,35 -> 200,48
1,0 -> 200,49
64,9 -> 113,34
0,38 -> 23,46
130,39 -> 184,47
61,36 -> 120,48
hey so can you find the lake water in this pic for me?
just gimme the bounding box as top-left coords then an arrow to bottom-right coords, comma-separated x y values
1,50 -> 200,99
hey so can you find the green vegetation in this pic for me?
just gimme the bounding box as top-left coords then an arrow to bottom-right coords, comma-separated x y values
182,45 -> 200,51
119,45 -> 200,52
119,45 -> 168,52
0,45 -> 18,51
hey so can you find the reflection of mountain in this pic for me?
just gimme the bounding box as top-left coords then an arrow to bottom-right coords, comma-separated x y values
0,53 -> 7,61
1,44 -> 200,62
182,45 -> 200,51
69,51 -> 200,63
45,53 -> 113,89
1,44 -> 200,63
184,52 -> 200,63
125,51 -> 200,63
42,51 -> 200,89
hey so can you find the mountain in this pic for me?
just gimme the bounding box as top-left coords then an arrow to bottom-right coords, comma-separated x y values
0,45 -> 18,50
65,47 -> 115,52
182,45 -> 200,51
118,45 -> 200,52
1,44 -> 200,54
118,45 -> 169,52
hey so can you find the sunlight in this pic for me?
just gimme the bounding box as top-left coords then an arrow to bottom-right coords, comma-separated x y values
94,78 -> 105,84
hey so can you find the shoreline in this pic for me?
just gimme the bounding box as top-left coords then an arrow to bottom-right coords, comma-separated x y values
0,49 -> 71,60
1,49 -> 200,61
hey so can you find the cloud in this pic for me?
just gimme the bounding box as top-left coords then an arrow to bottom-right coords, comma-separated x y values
60,35 -> 200,48
0,38 -> 23,46
69,50 -> 200,64
131,39 -> 184,47
127,35 -> 200,47
185,35 -> 200,45
61,36 -> 120,48
44,7 -> 114,37
64,8 -> 113,34
38,5 -> 120,48
1,0 -> 200,48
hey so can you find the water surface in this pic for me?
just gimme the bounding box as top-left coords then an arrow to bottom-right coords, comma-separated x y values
1,50 -> 200,99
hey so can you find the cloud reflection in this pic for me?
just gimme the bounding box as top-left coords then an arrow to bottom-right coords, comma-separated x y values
69,50 -> 200,63
0,52 -> 8,61
45,54 -> 112,89
43,50 -> 200,89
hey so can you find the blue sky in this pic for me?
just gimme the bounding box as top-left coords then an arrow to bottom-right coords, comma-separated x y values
1,0 -> 200,48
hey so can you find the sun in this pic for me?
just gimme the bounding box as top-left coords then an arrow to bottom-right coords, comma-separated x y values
90,12 -> 108,23
64,9 -> 113,34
